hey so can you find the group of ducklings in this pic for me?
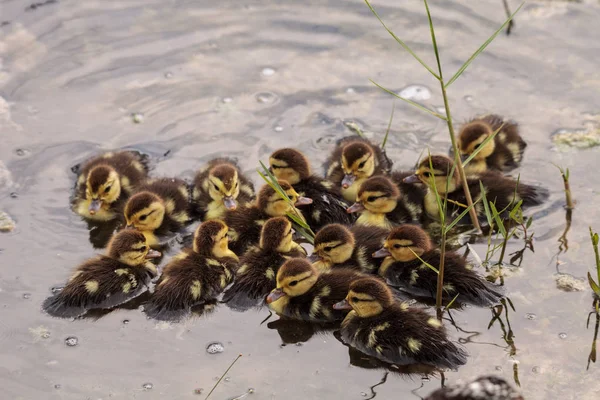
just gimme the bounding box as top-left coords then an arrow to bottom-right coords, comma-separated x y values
43,114 -> 546,374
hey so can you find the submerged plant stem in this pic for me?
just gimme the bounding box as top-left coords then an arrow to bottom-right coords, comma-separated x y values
205,354 -> 243,400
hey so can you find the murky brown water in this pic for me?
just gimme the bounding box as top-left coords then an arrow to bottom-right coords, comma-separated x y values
2,0 -> 600,398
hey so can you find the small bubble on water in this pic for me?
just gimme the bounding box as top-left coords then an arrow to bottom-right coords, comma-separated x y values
131,113 -> 144,124
464,95 -> 474,102
526,313 -> 537,320
532,366 -> 541,374
295,342 -> 303,347
164,72 -> 173,79
23,293 -> 31,299
346,87 -> 355,94
206,341 -> 225,354
194,388 -> 203,395
261,67 -> 276,77
224,377 -> 231,382
42,331 -> 51,339
360,392 -> 367,397
422,376 -> 430,382
222,97 -> 233,104
255,92 -> 277,104
54,384 -> 61,389
274,125 -> 283,132
495,365 -> 503,371
398,85 -> 431,101
558,332 -> 567,339
15,149 -> 29,156
64,336 -> 78,347
51,286 -> 63,294
247,388 -> 254,394
142,382 -> 153,390
122,319 -> 129,325
10,192 -> 18,198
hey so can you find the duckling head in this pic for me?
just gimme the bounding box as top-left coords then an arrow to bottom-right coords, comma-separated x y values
193,219 -> 238,260
266,258 -> 318,303
347,176 -> 399,215
269,148 -> 311,185
124,191 -> 165,231
260,217 -> 297,253
257,181 -> 312,217
312,224 -> 355,266
333,277 -> 392,317
458,120 -> 496,161
373,225 -> 432,262
207,163 -> 240,211
107,229 -> 161,266
403,155 -> 459,194
341,142 -> 376,188
86,165 -> 121,215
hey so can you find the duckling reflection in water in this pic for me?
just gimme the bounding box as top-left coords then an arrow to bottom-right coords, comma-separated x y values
425,375 -> 524,400
192,158 -> 255,221
72,151 -> 149,221
42,229 -> 160,318
223,217 -> 306,311
143,220 -> 239,322
334,277 -> 467,369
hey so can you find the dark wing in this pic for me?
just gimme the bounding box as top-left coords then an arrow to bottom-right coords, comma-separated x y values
295,177 -> 354,231
225,207 -> 265,255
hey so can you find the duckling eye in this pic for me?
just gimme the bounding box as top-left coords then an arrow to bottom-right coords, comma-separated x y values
213,183 -> 220,191
324,246 -> 333,252
474,143 -> 481,150
139,215 -> 147,221
367,196 -> 376,202
393,244 -> 401,249
351,297 -> 359,303
422,172 -> 431,178
140,246 -> 147,251
104,186 -> 111,193
289,280 -> 298,287
358,161 -> 366,169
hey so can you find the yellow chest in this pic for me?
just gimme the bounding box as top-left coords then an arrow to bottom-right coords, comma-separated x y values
464,160 -> 487,175
356,212 -> 393,229
424,192 -> 442,220
268,296 -> 290,315
205,200 -> 226,220
341,178 -> 365,203
378,257 -> 395,277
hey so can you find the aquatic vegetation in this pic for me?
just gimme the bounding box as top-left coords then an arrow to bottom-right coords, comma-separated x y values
589,227 -> 600,299
555,165 -> 574,210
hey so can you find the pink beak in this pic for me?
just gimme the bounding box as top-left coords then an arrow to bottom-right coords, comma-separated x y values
346,202 -> 365,214
333,299 -> 352,310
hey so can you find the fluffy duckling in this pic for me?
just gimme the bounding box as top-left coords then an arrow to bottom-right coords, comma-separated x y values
333,277 -> 468,369
311,223 -> 388,273
73,151 -> 149,221
42,229 -> 160,318
375,225 -> 503,306
425,375 -> 524,400
223,217 -> 306,311
325,137 -> 393,203
225,181 -> 312,255
192,158 -> 255,220
404,155 -> 548,224
457,115 -> 526,174
143,220 -> 239,322
124,178 -> 191,246
265,258 -> 367,322
347,175 -> 424,229
269,148 -> 353,231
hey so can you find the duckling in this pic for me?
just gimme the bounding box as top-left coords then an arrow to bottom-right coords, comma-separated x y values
325,137 -> 393,203
311,223 -> 388,274
456,115 -> 526,174
333,277 -> 468,369
347,174 -> 425,229
425,375 -> 524,400
223,217 -> 306,311
374,225 -> 503,306
143,220 -> 239,322
192,158 -> 255,221
72,151 -> 149,221
42,229 -> 160,318
403,155 -> 548,224
224,181 -> 312,255
265,258 -> 368,322
269,148 -> 353,231
124,177 -> 191,246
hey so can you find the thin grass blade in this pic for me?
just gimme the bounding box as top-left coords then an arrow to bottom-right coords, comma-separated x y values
444,197 -> 480,234
409,248 -> 439,273
462,123 -> 504,167
445,293 -> 460,310
480,182 -> 495,228
381,100 -> 395,149
588,272 -> 600,296
370,80 -> 447,120
445,2 -> 524,88
489,202 -> 507,237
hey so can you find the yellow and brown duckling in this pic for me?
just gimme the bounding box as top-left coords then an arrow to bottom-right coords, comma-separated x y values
225,181 -> 312,255
192,158 -> 255,221
143,220 -> 239,322
333,277 -> 468,369
347,175 -> 425,229
404,155 -> 548,224
311,223 -> 388,274
425,375 -> 524,400
269,148 -> 353,231
223,217 -> 306,311
266,258 -> 367,322
325,137 -> 393,203
375,225 -> 503,306
124,177 -> 191,246
42,229 -> 160,318
72,151 -> 149,221
456,115 -> 526,174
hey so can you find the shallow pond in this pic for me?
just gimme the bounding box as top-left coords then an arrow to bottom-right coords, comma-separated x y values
1,0 -> 600,399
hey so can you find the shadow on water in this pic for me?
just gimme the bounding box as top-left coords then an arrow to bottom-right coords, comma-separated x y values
488,298 -> 520,387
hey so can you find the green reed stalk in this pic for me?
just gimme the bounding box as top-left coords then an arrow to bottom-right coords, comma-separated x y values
205,354 -> 243,400
555,165 -> 574,210
589,227 -> 600,297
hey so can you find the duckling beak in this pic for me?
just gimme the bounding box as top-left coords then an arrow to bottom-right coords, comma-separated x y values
266,288 -> 285,304
295,196 -> 313,206
145,249 -> 162,259
341,174 -> 355,189
223,196 -> 237,211
333,299 -> 352,310
308,253 -> 321,262
346,202 -> 365,213
372,248 -> 391,258
403,174 -> 420,184
88,199 -> 102,214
